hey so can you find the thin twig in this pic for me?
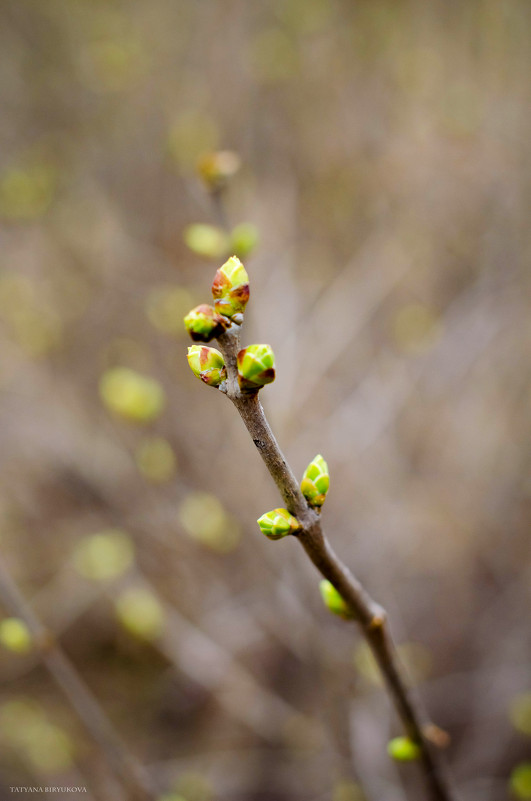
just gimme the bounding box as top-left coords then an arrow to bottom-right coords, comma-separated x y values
0,557 -> 156,801
216,324 -> 456,801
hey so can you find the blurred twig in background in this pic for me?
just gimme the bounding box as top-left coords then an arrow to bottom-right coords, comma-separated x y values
0,558 -> 156,801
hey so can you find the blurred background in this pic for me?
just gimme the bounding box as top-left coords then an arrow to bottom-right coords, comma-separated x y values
0,0 -> 530,799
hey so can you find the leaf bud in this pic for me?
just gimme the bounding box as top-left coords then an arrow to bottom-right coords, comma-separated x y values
197,150 -> 241,191
257,508 -> 301,540
187,345 -> 227,387
184,304 -> 229,342
230,222 -> 259,259
183,224 -> 229,259
387,736 -> 421,762
301,454 -> 329,508
319,580 -> 355,619
237,343 -> 275,391
212,255 -> 250,318
99,367 -> 165,423
0,618 -> 32,654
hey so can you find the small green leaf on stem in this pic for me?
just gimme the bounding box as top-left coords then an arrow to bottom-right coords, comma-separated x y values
257,508 -> 301,540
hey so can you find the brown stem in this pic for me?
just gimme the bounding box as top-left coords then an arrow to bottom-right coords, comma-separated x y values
217,327 -> 456,801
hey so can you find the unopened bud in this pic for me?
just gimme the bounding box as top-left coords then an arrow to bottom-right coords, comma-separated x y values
184,304 -> 229,342
197,150 -> 241,191
187,345 -> 227,387
0,618 -> 32,654
212,256 -> 250,318
301,454 -> 329,508
237,343 -> 275,391
257,508 -> 301,540
319,580 -> 355,619
387,736 -> 421,762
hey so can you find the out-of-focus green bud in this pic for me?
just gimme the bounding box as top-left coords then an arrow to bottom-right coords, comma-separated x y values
230,223 -> 259,259
0,618 -> 32,654
510,692 -> 531,736
115,587 -> 165,641
237,343 -> 275,391
187,345 -> 227,387
73,530 -> 135,582
179,492 -> 241,553
157,795 -> 187,801
135,437 -> 176,483
212,255 -> 250,319
319,580 -> 355,619
387,736 -> 421,762
301,454 -> 329,508
99,367 -> 165,423
0,699 -> 74,773
146,285 -> 195,336
197,150 -> 241,191
184,224 -> 229,259
257,508 -> 301,540
333,780 -> 366,801
353,641 -> 383,687
511,763 -> 531,799
174,772 -> 213,801
0,163 -> 57,221
184,304 -> 229,342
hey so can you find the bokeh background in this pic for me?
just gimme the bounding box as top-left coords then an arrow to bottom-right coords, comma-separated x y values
0,1 -> 530,800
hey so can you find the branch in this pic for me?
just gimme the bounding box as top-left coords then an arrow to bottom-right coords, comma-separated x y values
216,324 -> 455,801
0,557 -> 156,801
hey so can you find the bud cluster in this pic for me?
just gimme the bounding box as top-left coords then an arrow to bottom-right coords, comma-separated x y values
184,256 -> 278,398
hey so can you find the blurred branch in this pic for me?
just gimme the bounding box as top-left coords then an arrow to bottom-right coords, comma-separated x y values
216,324 -> 455,801
0,557 -> 156,801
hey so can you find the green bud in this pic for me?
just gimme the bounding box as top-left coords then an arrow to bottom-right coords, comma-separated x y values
187,345 -> 227,387
212,255 -> 250,318
237,343 -> 275,391
257,508 -> 301,540
115,588 -> 165,641
0,618 -> 32,654
301,454 -> 329,508
387,736 -> 421,762
511,763 -> 531,799
184,224 -> 229,259
319,580 -> 355,619
183,304 -> 229,342
197,150 -> 241,191
99,367 -> 165,423
230,222 -> 259,259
